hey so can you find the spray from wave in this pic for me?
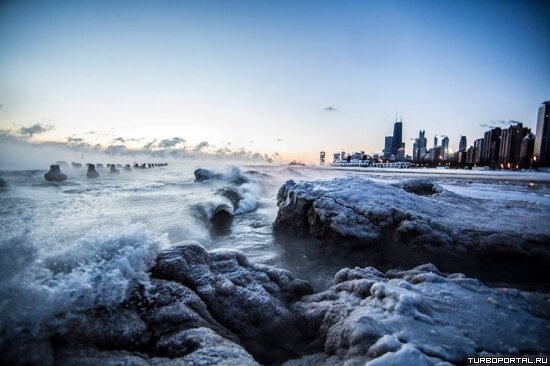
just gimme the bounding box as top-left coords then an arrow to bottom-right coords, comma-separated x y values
0,223 -> 169,363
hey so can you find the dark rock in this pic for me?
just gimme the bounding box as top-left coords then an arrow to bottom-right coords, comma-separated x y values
44,165 -> 67,182
86,164 -> 99,178
151,242 -> 314,364
194,168 -> 224,182
109,165 -> 120,174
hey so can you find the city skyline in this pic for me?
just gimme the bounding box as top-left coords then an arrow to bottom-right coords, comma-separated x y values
1,0 -> 549,164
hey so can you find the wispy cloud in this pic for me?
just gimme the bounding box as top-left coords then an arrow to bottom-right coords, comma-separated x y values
193,141 -> 209,152
157,137 -> 186,148
323,106 -> 338,112
19,123 -> 54,136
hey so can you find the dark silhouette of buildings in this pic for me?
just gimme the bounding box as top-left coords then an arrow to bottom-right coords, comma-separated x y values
498,122 -> 530,168
459,136 -> 467,152
520,132 -> 535,169
412,130 -> 427,162
441,136 -> 449,160
391,120 -> 402,156
384,136 -> 393,159
481,128 -> 501,168
534,101 -> 550,167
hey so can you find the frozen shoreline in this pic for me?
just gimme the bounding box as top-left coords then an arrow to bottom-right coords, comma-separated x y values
1,165 -> 550,365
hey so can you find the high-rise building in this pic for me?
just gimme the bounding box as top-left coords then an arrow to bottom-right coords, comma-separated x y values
441,136 -> 449,160
498,122 -> 529,167
520,132 -> 535,169
413,130 -> 427,162
466,146 -> 475,164
384,136 -> 393,158
433,136 -> 438,147
534,101 -> 550,167
320,151 -> 326,166
482,127 -> 501,167
459,136 -> 467,152
391,121 -> 403,156
474,138 -> 484,165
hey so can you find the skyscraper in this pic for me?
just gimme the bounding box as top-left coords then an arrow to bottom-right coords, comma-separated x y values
413,130 -> 427,162
482,127 -> 501,167
441,136 -> 449,160
459,136 -> 467,152
384,136 -> 393,159
534,101 -> 550,167
391,121 -> 402,156
498,122 -> 529,167
520,132 -> 535,169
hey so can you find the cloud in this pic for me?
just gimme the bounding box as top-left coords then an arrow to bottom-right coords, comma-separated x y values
193,141 -> 209,152
481,120 -> 523,130
67,137 -> 84,143
323,106 -> 338,112
105,145 -> 126,155
158,137 -> 186,148
143,139 -> 157,150
113,137 -> 126,143
19,123 -> 53,136
276,138 -> 284,142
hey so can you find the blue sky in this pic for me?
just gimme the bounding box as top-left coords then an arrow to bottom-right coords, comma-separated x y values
0,0 -> 549,162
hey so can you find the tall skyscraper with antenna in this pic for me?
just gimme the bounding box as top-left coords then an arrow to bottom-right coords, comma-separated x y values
391,110 -> 403,157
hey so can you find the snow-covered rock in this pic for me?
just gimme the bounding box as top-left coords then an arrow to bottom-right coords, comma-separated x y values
194,168 -> 224,182
285,263 -> 550,365
151,242 -> 314,364
273,177 -> 550,286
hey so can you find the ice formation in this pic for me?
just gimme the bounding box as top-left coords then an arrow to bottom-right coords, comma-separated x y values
274,177 -> 550,286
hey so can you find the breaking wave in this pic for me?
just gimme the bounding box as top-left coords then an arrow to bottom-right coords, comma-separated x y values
0,223 -> 169,359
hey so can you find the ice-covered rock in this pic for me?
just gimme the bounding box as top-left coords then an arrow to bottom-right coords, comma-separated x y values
86,164 -> 99,178
285,264 -> 550,365
44,164 -> 68,182
55,327 -> 260,365
71,162 -> 82,168
0,177 -> 7,188
194,166 -> 250,184
194,168 -> 224,182
151,241 -> 314,364
273,177 -> 550,286
123,164 -> 132,172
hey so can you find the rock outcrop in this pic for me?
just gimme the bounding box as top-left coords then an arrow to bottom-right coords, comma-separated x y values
273,177 -> 550,287
194,167 -> 250,184
44,165 -> 68,182
194,168 -> 225,182
285,264 -> 550,365
151,242 -> 314,364
2,241 -> 549,366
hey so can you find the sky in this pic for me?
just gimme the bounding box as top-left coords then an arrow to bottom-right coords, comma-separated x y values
1,0 -> 549,164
